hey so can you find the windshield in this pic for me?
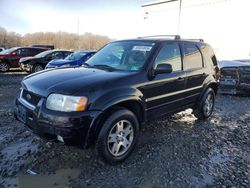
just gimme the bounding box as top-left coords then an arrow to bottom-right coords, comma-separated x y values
84,41 -> 155,71
35,50 -> 52,58
65,51 -> 87,61
0,47 -> 18,54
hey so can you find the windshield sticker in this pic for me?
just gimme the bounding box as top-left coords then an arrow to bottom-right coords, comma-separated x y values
132,46 -> 152,51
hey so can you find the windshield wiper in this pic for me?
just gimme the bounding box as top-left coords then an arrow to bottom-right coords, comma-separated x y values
92,64 -> 115,71
82,63 -> 91,68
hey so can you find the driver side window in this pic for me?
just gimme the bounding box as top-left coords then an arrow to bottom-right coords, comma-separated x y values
154,43 -> 182,72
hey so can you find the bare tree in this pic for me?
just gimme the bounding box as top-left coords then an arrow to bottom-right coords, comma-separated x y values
0,26 -> 112,50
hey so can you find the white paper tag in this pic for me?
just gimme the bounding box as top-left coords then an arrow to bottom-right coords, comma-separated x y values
132,46 -> 152,51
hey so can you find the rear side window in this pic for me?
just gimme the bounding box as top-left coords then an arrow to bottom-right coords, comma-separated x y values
183,44 -> 203,70
16,48 -> 31,56
154,43 -> 182,72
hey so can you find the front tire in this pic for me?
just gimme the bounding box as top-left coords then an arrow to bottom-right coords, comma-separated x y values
193,88 -> 215,120
31,64 -> 44,73
0,62 -> 10,72
95,109 -> 139,165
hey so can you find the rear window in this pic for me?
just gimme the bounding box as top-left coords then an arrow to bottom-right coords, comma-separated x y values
183,44 -> 203,70
211,55 -> 218,66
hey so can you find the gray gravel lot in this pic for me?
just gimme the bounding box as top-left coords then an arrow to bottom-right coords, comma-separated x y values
0,71 -> 249,188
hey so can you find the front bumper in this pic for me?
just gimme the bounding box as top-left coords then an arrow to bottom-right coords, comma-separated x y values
14,96 -> 102,146
20,63 -> 31,72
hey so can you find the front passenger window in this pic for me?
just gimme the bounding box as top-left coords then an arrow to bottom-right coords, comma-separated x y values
154,43 -> 182,72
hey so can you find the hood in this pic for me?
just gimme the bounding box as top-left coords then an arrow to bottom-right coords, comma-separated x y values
20,56 -> 42,63
49,59 -> 76,66
219,60 -> 250,68
22,67 -> 133,97
19,56 -> 36,63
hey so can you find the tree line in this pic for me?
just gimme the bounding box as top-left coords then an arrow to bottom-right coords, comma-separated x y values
0,26 -> 112,50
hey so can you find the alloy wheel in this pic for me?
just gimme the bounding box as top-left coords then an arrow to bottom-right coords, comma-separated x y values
203,93 -> 214,117
107,120 -> 134,157
0,63 -> 9,72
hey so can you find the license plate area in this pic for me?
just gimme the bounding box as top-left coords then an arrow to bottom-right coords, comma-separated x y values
17,105 -> 27,123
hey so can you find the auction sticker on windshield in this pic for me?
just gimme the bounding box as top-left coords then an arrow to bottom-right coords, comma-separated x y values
132,46 -> 152,51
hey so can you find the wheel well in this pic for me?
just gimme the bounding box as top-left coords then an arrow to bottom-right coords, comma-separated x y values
208,82 -> 218,95
87,100 -> 144,147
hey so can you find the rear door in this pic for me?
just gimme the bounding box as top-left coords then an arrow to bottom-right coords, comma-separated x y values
142,42 -> 186,118
181,42 -> 207,105
9,48 -> 32,68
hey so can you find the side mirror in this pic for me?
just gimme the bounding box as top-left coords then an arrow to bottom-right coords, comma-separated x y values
11,52 -> 17,56
154,64 -> 173,75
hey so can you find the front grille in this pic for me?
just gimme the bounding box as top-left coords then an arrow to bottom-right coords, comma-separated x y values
21,89 -> 41,106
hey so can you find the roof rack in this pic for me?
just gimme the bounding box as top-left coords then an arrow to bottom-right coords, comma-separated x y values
184,39 -> 204,42
138,35 -> 181,40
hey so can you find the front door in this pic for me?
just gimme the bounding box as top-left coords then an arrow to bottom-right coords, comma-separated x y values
140,42 -> 186,119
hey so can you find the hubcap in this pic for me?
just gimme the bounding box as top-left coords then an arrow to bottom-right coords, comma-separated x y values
203,93 -> 214,116
0,63 -> 9,72
107,120 -> 134,157
34,65 -> 43,72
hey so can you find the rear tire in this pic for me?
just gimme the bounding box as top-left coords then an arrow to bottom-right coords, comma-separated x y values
0,62 -> 10,72
193,88 -> 215,120
32,64 -> 43,73
95,108 -> 139,165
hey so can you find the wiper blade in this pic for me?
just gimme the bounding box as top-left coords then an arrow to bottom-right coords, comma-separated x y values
92,64 -> 115,71
82,63 -> 91,67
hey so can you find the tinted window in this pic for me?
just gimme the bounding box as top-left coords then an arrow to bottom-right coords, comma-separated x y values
183,44 -> 203,70
211,55 -> 217,66
52,52 -> 63,59
16,48 -> 31,55
154,43 -> 182,71
64,52 -> 72,58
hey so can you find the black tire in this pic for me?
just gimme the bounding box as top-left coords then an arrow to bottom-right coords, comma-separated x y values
31,64 -> 44,73
193,88 -> 215,120
0,62 -> 10,72
95,108 -> 139,165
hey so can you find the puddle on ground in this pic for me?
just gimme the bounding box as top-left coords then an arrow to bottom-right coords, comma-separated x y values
1,140 -> 38,159
3,168 -> 81,188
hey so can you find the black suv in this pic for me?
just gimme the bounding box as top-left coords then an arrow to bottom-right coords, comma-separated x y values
20,49 -> 72,73
15,36 -> 219,164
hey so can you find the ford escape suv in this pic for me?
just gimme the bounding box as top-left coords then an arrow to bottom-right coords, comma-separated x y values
15,35 -> 219,164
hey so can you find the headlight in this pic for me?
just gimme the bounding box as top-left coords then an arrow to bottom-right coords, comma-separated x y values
61,64 -> 70,67
46,94 -> 88,112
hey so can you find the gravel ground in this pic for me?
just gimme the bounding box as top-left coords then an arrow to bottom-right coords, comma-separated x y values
0,71 -> 249,188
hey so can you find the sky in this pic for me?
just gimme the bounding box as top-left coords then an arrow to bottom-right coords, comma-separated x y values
0,0 -> 249,59
0,0 -> 149,39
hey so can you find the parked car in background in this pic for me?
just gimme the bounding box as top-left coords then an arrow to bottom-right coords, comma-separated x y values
20,49 -> 72,73
15,36 -> 219,164
46,50 -> 96,69
0,47 -> 4,52
29,44 -> 54,50
219,60 -> 250,95
0,47 -> 48,72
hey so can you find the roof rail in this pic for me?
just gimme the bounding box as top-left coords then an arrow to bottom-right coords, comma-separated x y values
184,39 -> 204,42
138,35 -> 181,40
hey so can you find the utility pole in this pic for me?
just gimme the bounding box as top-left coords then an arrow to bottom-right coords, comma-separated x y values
178,0 -> 182,34
77,17 -> 80,36
77,17 -> 80,49
141,0 -> 182,34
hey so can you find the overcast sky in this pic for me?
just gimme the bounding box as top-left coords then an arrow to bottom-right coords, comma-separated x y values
0,0 -> 249,59
0,0 -> 149,38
